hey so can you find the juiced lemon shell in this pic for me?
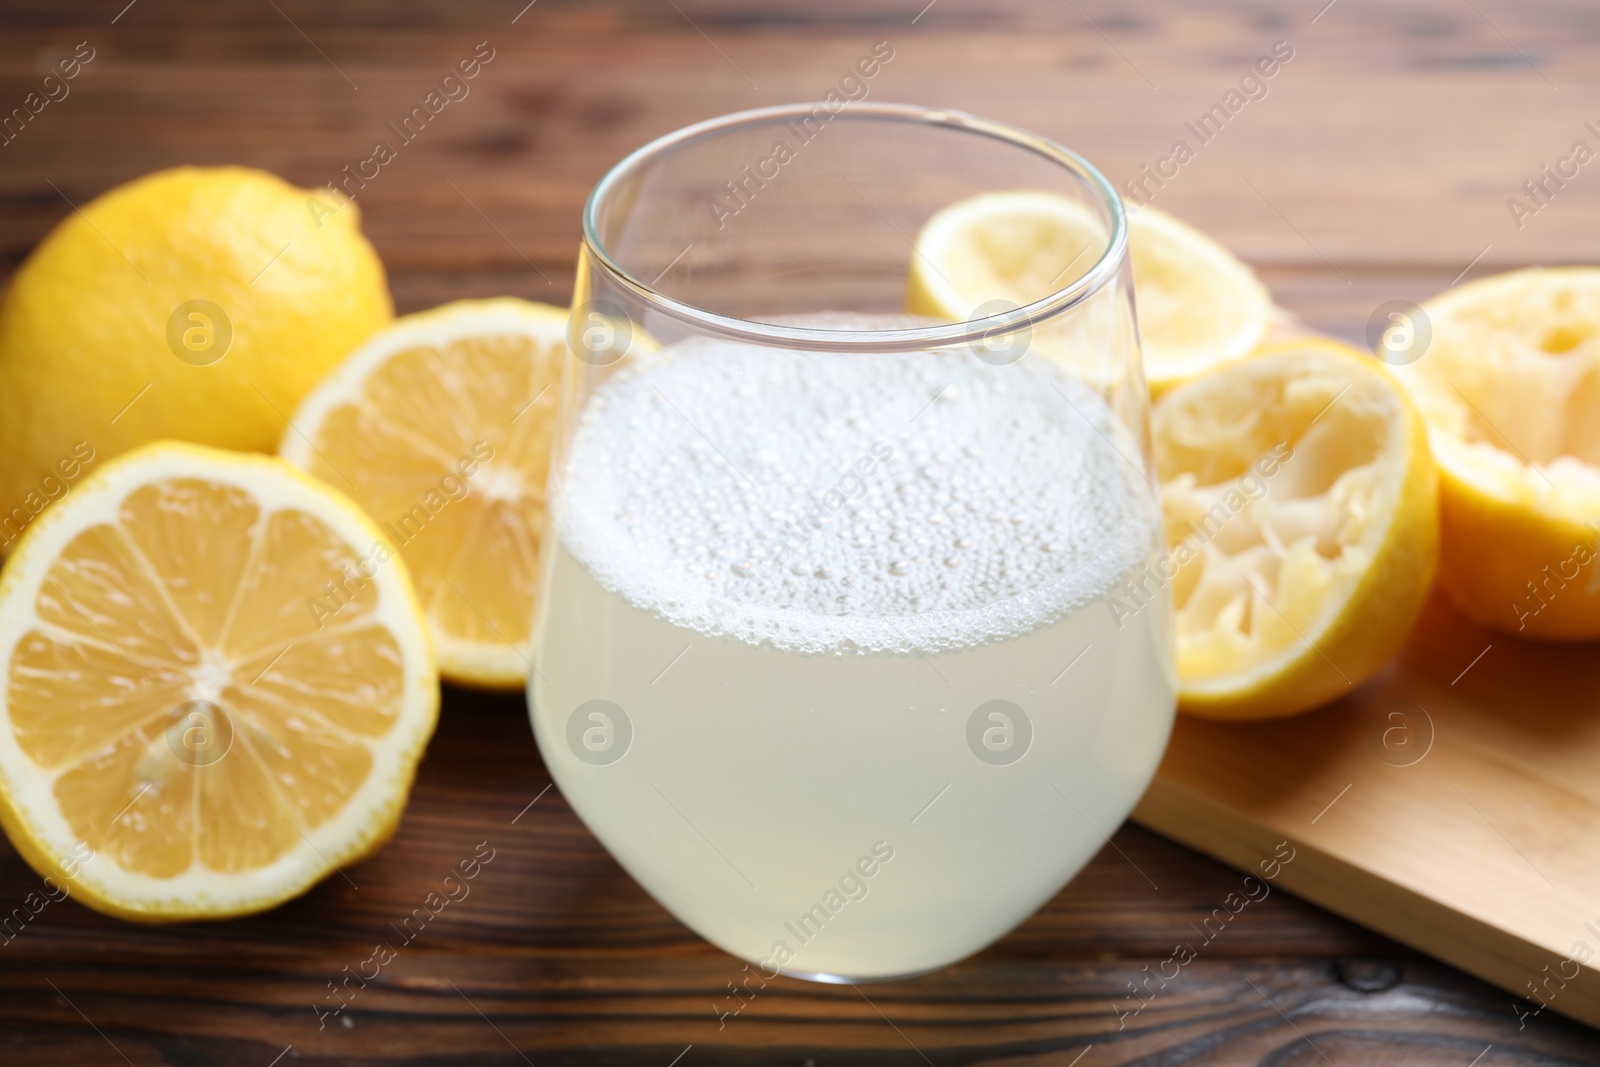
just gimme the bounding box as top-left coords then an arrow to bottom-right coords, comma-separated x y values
1154,342 -> 1439,721
1386,267 -> 1600,639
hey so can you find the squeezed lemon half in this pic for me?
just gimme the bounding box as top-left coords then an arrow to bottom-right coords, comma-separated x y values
1386,268 -> 1600,639
1153,342 -> 1439,720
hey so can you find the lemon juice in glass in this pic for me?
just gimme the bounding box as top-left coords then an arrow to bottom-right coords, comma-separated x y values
530,104 -> 1175,980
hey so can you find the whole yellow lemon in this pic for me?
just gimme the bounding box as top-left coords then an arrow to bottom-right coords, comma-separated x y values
0,166 -> 391,550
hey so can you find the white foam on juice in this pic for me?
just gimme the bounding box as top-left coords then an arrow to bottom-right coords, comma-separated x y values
557,316 -> 1157,655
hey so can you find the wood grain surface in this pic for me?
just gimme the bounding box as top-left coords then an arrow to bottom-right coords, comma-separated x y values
1135,594 -> 1600,1032
3,0 -> 1600,1063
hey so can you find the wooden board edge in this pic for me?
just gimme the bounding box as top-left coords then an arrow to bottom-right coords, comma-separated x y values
1131,774 -> 1600,1031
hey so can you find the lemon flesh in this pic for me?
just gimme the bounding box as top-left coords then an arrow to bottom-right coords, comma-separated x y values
0,442 -> 437,921
0,166 -> 392,551
1153,343 -> 1439,720
906,192 -> 1271,392
1387,267 -> 1600,639
1129,205 -> 1274,390
907,190 -> 1108,316
281,299 -> 571,689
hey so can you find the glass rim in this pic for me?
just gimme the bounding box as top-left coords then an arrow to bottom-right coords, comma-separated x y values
580,102 -> 1128,353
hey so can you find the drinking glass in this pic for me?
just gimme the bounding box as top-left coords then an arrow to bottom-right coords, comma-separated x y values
530,103 -> 1175,981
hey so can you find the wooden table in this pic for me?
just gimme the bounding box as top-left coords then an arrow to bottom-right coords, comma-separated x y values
4,1 -> 1600,1062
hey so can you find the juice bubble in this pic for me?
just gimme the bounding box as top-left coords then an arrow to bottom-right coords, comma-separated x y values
559,316 -> 1155,655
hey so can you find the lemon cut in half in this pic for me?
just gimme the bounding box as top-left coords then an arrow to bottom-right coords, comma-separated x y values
1153,343 -> 1439,721
907,192 -> 1272,392
0,442 -> 437,921
282,299 -> 572,690
1386,268 -> 1600,639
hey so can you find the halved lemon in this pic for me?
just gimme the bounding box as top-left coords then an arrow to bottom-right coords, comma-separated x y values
0,442 -> 437,921
281,299 -> 570,689
907,193 -> 1272,392
1152,342 -> 1439,720
1385,268 -> 1600,639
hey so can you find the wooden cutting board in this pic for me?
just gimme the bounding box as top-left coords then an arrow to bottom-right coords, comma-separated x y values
1133,592 -> 1600,1029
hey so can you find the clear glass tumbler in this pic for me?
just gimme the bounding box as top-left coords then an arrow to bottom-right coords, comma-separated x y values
530,103 -> 1175,981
